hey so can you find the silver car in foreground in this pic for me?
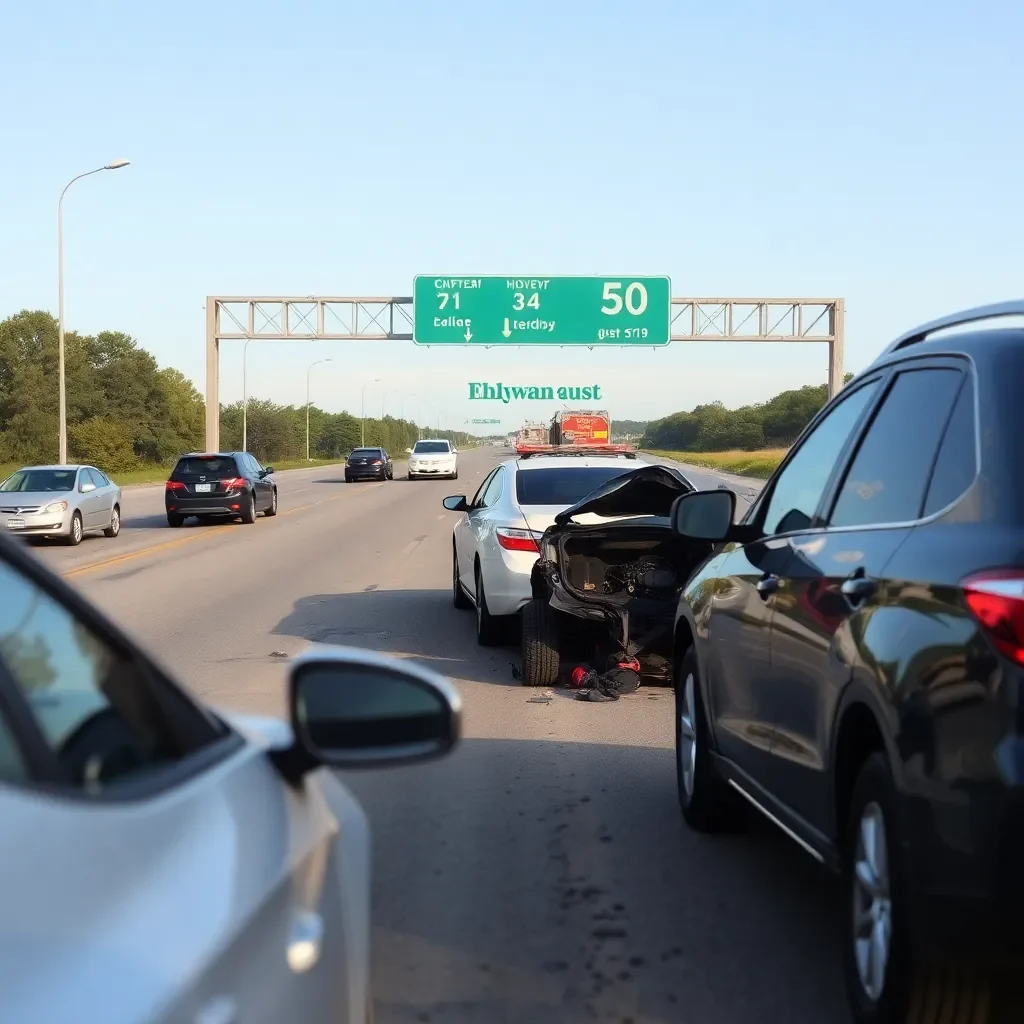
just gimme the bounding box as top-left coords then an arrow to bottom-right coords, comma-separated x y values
0,531 -> 461,1023
0,464 -> 122,545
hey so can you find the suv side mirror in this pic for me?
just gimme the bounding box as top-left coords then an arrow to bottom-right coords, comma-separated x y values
277,646 -> 461,782
442,495 -> 468,512
670,489 -> 735,541
263,465 -> 275,475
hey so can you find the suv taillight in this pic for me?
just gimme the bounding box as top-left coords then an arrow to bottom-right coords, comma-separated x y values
165,480 -> 185,492
496,528 -> 540,552
222,477 -> 247,490
963,571 -> 1024,665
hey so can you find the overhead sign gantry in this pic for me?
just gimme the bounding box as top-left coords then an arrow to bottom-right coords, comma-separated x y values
204,289 -> 845,453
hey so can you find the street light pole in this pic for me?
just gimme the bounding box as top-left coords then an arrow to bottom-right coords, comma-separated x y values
361,378 -> 380,447
57,159 -> 130,464
418,400 -> 430,440
381,389 -> 399,419
306,358 -> 332,461
242,338 -> 252,451
401,393 -> 416,420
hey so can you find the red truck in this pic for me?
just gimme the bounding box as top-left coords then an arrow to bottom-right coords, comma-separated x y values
549,409 -> 611,446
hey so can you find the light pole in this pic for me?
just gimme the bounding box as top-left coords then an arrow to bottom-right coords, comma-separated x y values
306,358 -> 332,461
361,378 -> 380,446
400,393 -> 416,420
418,400 -> 431,440
242,338 -> 252,452
57,158 -> 130,464
381,389 -> 399,419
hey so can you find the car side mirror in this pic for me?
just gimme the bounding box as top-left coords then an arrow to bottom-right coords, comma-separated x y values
277,647 -> 461,783
406,448 -> 413,454
670,489 -> 735,541
80,482 -> 96,493
442,495 -> 468,512
263,466 -> 274,475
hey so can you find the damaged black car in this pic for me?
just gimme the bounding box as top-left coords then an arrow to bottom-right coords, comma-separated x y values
522,464 -> 715,687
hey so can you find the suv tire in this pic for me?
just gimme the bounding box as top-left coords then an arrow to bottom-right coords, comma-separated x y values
521,598 -> 559,687
675,646 -> 747,832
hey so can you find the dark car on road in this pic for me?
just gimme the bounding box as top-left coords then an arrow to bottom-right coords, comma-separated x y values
523,464 -> 709,687
668,300 -> 1024,1023
345,447 -> 393,482
165,452 -> 277,527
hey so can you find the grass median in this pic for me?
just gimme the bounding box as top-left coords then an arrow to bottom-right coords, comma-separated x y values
645,448 -> 787,479
0,457 -> 349,489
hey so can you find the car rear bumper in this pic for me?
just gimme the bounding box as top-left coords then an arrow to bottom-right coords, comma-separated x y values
346,468 -> 387,479
166,495 -> 247,516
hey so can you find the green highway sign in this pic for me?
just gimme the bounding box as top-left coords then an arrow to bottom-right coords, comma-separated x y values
413,275 -> 671,346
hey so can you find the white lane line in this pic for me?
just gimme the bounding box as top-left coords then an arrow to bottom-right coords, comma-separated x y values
436,514 -> 445,520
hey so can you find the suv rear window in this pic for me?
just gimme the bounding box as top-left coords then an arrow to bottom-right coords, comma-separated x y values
172,456 -> 240,477
350,449 -> 383,458
413,441 -> 451,454
515,466 -> 635,505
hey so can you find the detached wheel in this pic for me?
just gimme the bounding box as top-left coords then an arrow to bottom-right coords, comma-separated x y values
265,488 -> 278,516
474,568 -> 502,646
240,492 -> 256,524
166,513 -> 184,528
66,511 -> 84,546
103,505 -> 121,538
452,544 -> 471,609
521,598 -> 559,687
675,647 -> 747,832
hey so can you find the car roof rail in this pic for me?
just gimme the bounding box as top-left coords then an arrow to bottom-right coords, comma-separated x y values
879,299 -> 1024,359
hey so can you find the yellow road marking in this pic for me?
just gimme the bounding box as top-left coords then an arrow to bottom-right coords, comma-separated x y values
61,482 -> 386,579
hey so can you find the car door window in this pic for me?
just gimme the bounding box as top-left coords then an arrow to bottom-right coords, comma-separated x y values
922,380 -> 977,517
0,559 -> 214,792
471,470 -> 498,508
482,470 -> 504,507
829,368 -> 964,528
760,379 -> 882,535
86,468 -> 105,489
77,470 -> 94,493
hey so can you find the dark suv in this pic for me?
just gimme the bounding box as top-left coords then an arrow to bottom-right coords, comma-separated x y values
165,452 -> 277,527
345,447 -> 393,482
668,301 -> 1024,1023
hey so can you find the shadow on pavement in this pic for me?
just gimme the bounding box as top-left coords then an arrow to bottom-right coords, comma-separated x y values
272,588 -> 522,687
343,735 -> 847,1024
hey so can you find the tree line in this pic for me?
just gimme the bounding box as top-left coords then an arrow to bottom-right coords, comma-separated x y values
642,374 -> 854,452
0,310 -> 472,473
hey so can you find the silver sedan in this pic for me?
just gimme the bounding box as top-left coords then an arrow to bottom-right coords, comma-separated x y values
0,464 -> 122,545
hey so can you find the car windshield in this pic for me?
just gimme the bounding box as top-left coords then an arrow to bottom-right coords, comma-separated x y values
0,469 -> 78,493
515,465 -> 636,505
350,449 -> 382,458
172,457 -> 239,477
413,441 -> 451,454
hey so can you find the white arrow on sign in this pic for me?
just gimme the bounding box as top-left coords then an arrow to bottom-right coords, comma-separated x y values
464,327 -> 472,341
502,318 -> 511,338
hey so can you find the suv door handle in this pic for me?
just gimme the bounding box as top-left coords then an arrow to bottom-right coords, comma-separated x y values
840,571 -> 877,604
755,574 -> 779,599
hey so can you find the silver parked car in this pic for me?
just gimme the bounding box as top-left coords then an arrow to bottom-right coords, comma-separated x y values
0,464 -> 122,545
0,530 -> 461,1023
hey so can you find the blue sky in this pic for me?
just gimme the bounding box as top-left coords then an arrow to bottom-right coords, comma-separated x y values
2,0 -> 1021,433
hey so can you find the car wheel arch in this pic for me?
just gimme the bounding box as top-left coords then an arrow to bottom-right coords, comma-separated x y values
829,687 -> 900,844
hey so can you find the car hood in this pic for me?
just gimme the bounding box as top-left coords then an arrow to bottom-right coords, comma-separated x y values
0,490 -> 74,508
553,465 -> 695,525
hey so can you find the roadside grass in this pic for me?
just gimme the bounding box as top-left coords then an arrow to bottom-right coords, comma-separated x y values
646,448 -> 787,479
0,457 -> 349,489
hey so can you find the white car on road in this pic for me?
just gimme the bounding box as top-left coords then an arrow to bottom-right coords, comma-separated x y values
0,531 -> 460,1024
407,439 -> 458,480
443,451 -> 646,644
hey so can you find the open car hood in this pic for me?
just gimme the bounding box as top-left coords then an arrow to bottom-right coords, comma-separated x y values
554,464 -> 695,525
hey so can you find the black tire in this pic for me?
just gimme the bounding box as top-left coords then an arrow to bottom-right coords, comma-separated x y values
166,512 -> 184,528
103,504 -> 121,538
345,474 -> 352,483
474,568 -> 502,646
521,598 -> 559,687
240,491 -> 256,524
407,473 -> 415,481
453,470 -> 459,480
675,646 -> 747,832
66,511 -> 83,546
453,544 -> 472,609
265,488 -> 278,516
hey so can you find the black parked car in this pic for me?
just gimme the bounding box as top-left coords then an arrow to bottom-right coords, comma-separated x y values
669,300 -> 1024,1023
165,452 -> 277,527
523,464 -> 707,687
345,447 -> 393,482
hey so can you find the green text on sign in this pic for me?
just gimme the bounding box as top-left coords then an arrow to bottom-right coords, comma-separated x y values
412,276 -> 672,346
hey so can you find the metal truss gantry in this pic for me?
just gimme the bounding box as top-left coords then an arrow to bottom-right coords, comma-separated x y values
205,295 -> 844,452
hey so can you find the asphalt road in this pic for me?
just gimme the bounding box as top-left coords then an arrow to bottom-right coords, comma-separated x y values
34,448 -> 851,1024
